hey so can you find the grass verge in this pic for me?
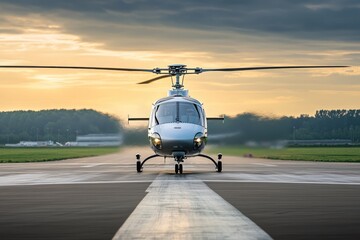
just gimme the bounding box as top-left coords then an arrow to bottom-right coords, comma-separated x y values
0,147 -> 120,163
208,146 -> 360,162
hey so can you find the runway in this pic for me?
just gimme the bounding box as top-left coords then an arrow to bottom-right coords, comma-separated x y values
0,147 -> 359,239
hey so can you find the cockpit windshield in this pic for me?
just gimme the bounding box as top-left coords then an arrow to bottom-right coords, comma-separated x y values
155,102 -> 202,125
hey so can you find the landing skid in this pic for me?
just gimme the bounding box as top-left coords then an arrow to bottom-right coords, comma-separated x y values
197,153 -> 223,172
136,154 -> 160,173
135,153 -> 223,173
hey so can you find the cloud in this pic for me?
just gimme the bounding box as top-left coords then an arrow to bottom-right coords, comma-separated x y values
0,0 -> 359,119
0,0 -> 358,73
0,0 -> 359,44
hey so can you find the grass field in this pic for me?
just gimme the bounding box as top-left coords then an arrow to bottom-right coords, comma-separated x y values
0,147 -> 120,163
208,146 -> 360,162
2,146 -> 360,163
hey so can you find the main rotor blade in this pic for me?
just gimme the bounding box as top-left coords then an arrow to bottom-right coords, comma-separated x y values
137,75 -> 172,84
0,65 -> 154,72
202,65 -> 349,72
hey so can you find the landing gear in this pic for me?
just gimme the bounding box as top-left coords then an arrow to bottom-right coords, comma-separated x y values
173,152 -> 185,174
135,153 -> 161,173
135,153 -> 222,173
217,153 -> 222,173
136,160 -> 142,172
174,162 -> 184,174
175,163 -> 183,174
175,164 -> 178,174
197,153 -> 223,172
179,164 -> 183,174
217,160 -> 222,172
136,154 -> 142,173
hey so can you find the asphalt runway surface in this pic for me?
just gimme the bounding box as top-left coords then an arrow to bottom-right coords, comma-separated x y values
0,147 -> 360,239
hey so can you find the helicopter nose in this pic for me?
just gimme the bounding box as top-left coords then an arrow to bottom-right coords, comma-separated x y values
155,123 -> 203,154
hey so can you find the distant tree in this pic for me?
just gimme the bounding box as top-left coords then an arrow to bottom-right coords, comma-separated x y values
207,109 -> 360,144
0,109 -> 122,144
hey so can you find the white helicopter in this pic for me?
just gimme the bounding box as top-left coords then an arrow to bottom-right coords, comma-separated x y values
0,63 -> 348,174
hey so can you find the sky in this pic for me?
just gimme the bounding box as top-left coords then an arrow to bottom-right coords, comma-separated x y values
0,0 -> 359,123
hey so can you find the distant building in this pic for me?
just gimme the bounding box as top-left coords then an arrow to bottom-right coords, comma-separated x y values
287,139 -> 352,146
65,133 -> 123,147
5,134 -> 122,147
5,141 -> 60,147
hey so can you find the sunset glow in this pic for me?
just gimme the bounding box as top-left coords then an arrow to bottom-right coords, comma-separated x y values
0,1 -> 359,121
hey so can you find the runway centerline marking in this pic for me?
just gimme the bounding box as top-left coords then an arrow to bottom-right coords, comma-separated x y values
251,163 -> 277,167
112,174 -> 272,240
82,163 -> 105,168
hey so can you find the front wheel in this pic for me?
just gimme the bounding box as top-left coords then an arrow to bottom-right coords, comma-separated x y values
175,164 -> 179,174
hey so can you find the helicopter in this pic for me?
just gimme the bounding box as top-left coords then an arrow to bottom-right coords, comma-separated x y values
0,63 -> 349,174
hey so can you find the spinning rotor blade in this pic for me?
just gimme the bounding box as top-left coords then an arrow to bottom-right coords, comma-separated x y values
0,65 -> 154,72
137,74 -> 172,84
201,65 -> 349,72
0,64 -> 350,86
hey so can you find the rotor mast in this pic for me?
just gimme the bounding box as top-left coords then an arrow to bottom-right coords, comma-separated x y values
151,64 -> 194,96
168,64 -> 187,89
166,64 -> 188,96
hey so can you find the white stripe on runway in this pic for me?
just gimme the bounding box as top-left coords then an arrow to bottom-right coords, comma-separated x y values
82,163 -> 105,168
112,174 -> 272,240
251,163 -> 277,167
1,172 -> 360,186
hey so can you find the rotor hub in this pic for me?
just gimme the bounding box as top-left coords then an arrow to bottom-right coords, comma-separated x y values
168,64 -> 187,75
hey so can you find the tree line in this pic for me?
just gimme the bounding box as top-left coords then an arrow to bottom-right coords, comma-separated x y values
1,109 -> 359,145
0,109 -> 121,144
208,109 -> 360,144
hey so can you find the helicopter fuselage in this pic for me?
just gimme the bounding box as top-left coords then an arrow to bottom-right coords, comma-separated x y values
148,94 -> 207,159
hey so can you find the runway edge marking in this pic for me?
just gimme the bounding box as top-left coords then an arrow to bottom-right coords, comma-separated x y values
112,174 -> 272,240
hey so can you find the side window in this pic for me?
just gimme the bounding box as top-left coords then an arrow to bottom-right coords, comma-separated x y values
202,108 -> 207,128
149,106 -> 156,127
195,104 -> 205,126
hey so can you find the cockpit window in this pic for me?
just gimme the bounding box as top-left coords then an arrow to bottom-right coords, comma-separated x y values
155,102 -> 202,125
179,102 -> 201,125
155,102 -> 177,124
